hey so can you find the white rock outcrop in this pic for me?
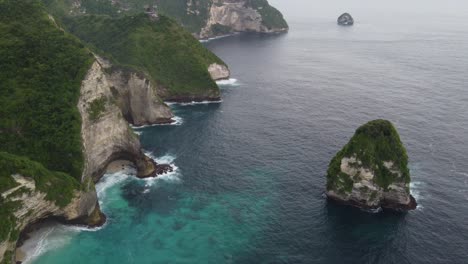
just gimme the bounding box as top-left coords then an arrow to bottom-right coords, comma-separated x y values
208,63 -> 230,80
199,0 -> 287,39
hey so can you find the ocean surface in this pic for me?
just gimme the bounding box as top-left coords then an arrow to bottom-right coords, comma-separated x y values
27,1 -> 468,263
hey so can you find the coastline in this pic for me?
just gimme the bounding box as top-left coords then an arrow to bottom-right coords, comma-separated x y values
15,150 -> 180,264
14,161 -> 137,264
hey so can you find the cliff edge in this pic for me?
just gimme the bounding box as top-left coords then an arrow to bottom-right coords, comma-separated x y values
0,1 -> 176,263
199,0 -> 289,39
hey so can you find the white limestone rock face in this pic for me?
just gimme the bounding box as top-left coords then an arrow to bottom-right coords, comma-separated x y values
1,59 -> 164,263
79,60 -> 158,181
327,155 -> 415,211
95,57 -> 173,126
0,175 -> 100,264
199,0 -> 288,39
208,63 -> 230,80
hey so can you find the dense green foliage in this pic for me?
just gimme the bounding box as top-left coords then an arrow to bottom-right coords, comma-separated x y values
88,96 -> 108,121
0,0 -> 89,246
0,152 -> 80,207
42,0 -> 211,33
247,0 -> 288,29
42,0 -> 118,17
0,152 -> 80,241
0,0 -> 93,180
42,0 -> 287,35
327,120 -> 410,192
63,14 -> 223,97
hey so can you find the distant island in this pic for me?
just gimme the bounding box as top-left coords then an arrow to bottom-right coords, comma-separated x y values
338,13 -> 354,26
48,0 -> 289,40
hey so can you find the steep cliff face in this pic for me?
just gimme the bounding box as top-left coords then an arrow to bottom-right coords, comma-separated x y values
199,0 -> 288,39
0,156 -> 102,264
1,1 -> 227,262
44,0 -> 288,40
208,63 -> 230,81
326,120 -> 417,211
0,58 -> 166,263
95,57 -> 174,126
0,176 -> 100,264
63,14 -> 227,102
79,60 -> 159,182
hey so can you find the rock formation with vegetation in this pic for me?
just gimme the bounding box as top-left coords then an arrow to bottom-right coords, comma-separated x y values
326,120 -> 417,211
0,0 -> 232,262
42,0 -> 288,39
337,12 -> 354,26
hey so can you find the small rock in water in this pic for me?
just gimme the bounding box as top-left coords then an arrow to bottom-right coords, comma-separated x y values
338,13 -> 354,26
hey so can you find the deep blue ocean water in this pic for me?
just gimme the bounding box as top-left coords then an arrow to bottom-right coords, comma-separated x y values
27,2 -> 468,263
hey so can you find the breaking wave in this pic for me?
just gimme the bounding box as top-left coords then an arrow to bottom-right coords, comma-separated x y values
130,116 -> 183,130
199,33 -> 238,43
216,78 -> 240,86
166,100 -> 223,106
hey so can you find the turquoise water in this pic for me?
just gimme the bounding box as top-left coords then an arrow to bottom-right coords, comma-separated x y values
28,1 -> 468,262
30,155 -> 276,263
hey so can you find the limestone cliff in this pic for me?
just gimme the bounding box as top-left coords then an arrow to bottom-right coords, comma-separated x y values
199,0 -> 289,39
48,0 -> 288,40
208,63 -> 230,80
0,59 -> 167,263
0,175 -> 100,263
79,60 -> 160,182
94,57 -> 174,126
326,120 -> 417,211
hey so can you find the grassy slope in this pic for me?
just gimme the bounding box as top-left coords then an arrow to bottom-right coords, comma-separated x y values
327,120 -> 411,193
0,0 -> 91,246
63,14 -> 224,97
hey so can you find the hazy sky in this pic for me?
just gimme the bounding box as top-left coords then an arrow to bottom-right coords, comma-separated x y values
268,0 -> 468,21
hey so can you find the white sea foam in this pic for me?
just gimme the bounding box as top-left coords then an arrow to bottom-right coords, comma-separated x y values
410,181 -> 424,210
199,33 -> 238,43
20,153 -> 181,263
166,100 -> 223,106
20,222 -> 100,264
363,207 -> 383,214
143,152 -> 182,185
130,116 -> 183,129
96,171 -> 134,199
216,78 -> 240,86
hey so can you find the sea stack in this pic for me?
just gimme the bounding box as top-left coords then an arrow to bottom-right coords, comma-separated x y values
326,120 -> 417,211
337,13 -> 354,26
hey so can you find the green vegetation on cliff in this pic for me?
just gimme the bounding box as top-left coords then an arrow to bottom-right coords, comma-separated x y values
0,0 -> 90,245
62,14 -> 224,98
157,0 -> 211,34
0,151 -> 80,242
0,0 -> 93,180
42,0 -> 287,36
248,0 -> 288,29
327,120 -> 410,192
42,0 -> 212,34
0,152 -> 80,207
